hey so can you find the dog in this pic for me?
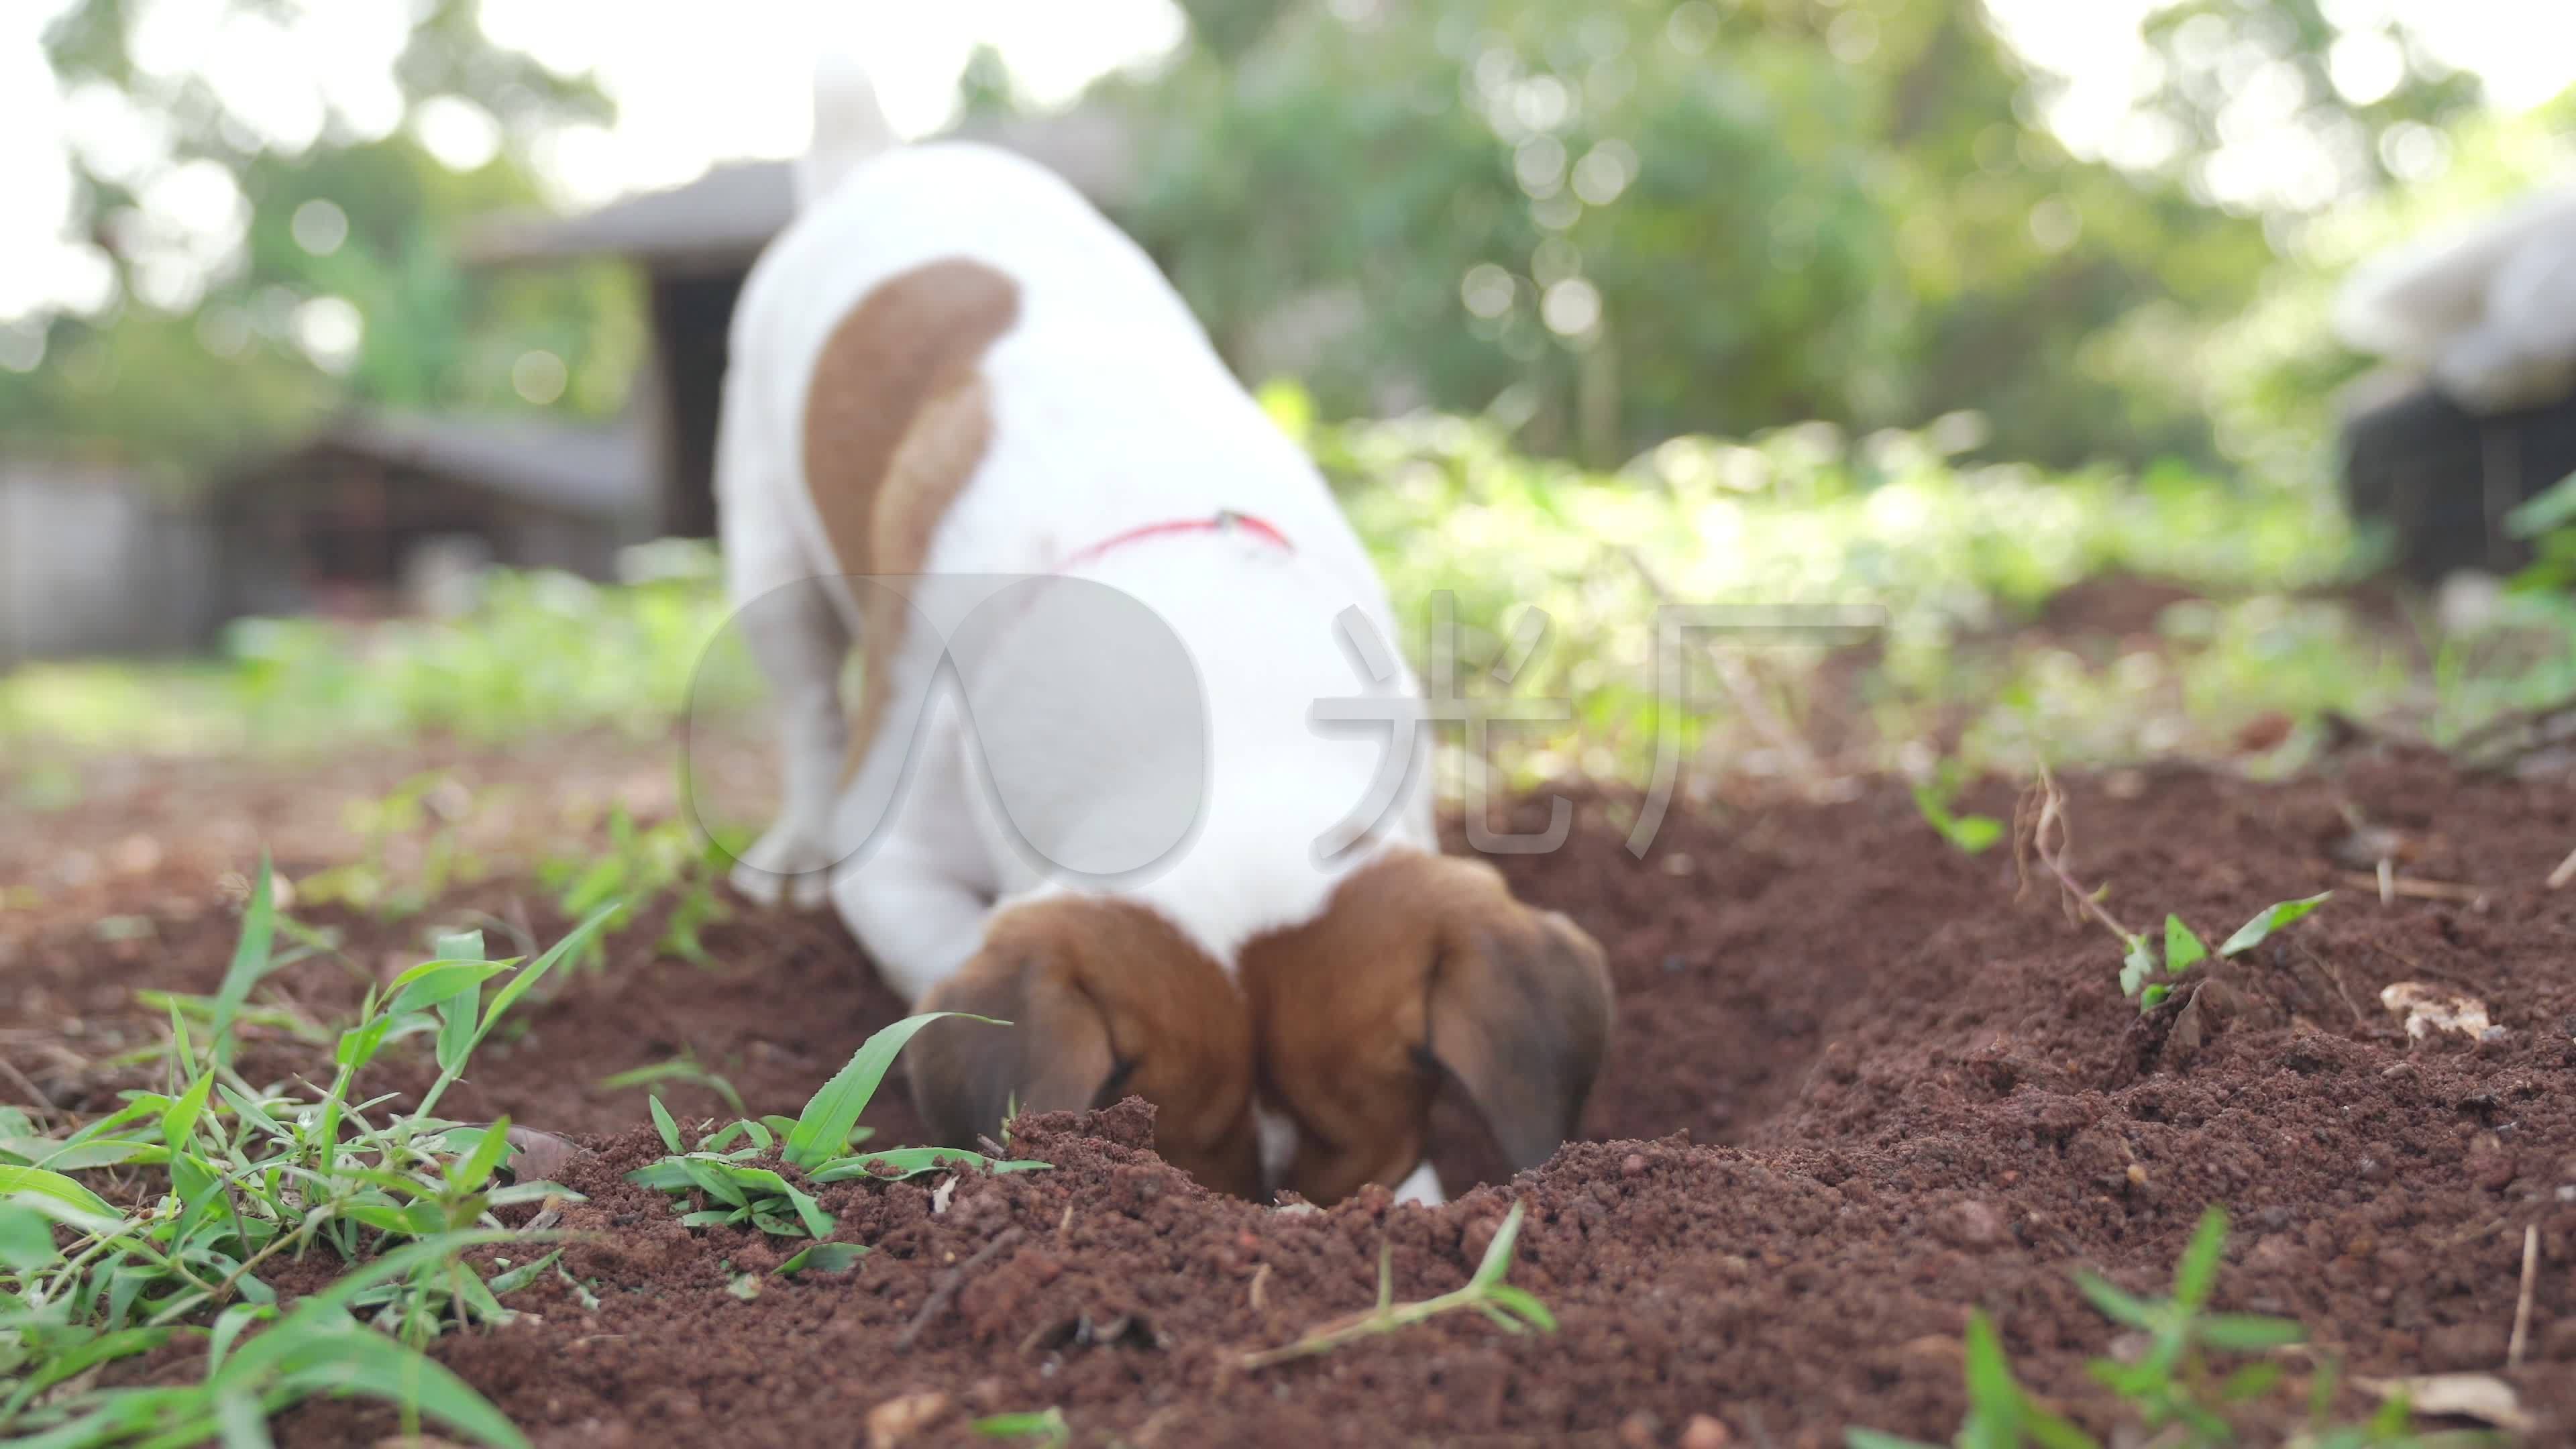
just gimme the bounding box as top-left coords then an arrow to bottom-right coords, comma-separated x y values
715,60 -> 1613,1206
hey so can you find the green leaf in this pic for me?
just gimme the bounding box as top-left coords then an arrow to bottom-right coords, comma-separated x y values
1960,1311 -> 2021,1425
1844,1434 -> 1944,1449
784,1012 -> 1006,1169
2163,914 -> 2206,973
679,1158 -> 749,1208
0,1199 -> 58,1269
336,1014 -> 395,1072
1467,1200 -> 1528,1291
649,1096 -> 684,1154
2023,1406 -> 2101,1449
2217,893 -> 2331,959
160,1071 -> 215,1157
2199,1312 -> 2306,1351
216,1388 -> 276,1449
255,1319 -> 531,1449
624,1159 -> 696,1192
806,1147 -> 1052,1183
2173,1205 -> 2231,1309
2074,1272 -> 2157,1328
1484,1281 -> 1557,1332
449,1114 -> 515,1194
384,961 -> 515,1018
2139,983 -> 2171,1010
0,1162 -> 123,1223
2218,1361 -> 2287,1401
210,854 -> 278,1067
775,1242 -> 868,1276
486,1248 -> 565,1296
472,904 -> 620,1054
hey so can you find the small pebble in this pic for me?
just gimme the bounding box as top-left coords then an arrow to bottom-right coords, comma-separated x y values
1617,1410 -> 1661,1449
1681,1414 -> 1731,1449
1622,1153 -> 1649,1179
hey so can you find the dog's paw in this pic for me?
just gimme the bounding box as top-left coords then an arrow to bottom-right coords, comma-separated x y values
729,826 -> 838,909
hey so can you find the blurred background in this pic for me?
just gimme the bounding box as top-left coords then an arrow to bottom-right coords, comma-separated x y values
3,0 -> 2575,816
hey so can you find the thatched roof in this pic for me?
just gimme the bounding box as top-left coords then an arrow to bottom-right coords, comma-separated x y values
463,107 -> 1137,275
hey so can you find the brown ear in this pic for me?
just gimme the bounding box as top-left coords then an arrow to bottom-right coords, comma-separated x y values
903,896 -> 1263,1196
906,947 -> 1116,1149
1427,902 -> 1615,1171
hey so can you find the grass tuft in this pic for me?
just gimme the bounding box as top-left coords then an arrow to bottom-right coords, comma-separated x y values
1236,1199 -> 1556,1371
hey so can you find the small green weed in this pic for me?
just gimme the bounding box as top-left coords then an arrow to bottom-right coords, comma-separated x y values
599,1053 -> 747,1117
1236,1200 -> 1556,1370
1915,769 -> 2004,855
0,859 -> 620,1446
539,806 -> 731,969
297,773 -> 494,920
627,1013 -> 1048,1241
1845,1206 -> 2502,1449
2020,770 -> 2330,1013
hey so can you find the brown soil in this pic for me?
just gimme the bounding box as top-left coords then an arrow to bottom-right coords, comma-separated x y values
5,749 -> 2575,1448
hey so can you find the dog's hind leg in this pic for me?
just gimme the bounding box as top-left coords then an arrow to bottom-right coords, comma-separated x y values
719,374 -> 852,910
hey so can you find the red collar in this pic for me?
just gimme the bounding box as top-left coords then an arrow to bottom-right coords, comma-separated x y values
1057,509 -> 1294,572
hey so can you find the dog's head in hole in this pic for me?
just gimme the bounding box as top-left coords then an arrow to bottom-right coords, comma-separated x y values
903,849 -> 1613,1205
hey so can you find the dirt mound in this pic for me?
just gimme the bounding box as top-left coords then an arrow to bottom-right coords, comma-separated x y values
6,753 -> 2573,1446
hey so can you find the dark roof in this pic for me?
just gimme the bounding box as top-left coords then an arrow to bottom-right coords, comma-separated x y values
233,411 -> 654,520
463,107 -> 1136,273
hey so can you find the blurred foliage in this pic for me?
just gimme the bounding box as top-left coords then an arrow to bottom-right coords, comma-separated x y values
21,399 -> 2574,793
0,0 -> 641,482
1106,0 -> 2502,472
0,543 -> 746,755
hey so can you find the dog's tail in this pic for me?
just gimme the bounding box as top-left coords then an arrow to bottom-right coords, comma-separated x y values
795,50 -> 896,212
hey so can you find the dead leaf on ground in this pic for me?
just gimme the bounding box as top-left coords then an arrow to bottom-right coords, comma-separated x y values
2353,1373 -> 2532,1432
2379,983 -> 2493,1041
865,1391 -> 953,1449
500,1126 -> 585,1183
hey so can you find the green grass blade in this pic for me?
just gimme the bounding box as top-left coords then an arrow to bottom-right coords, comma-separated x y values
264,1323 -> 529,1449
1844,1434 -> 1943,1449
784,1012 -> 1003,1169
775,1242 -> 867,1275
2173,1205 -> 2231,1308
209,854 -> 278,1067
2199,1312 -> 2306,1351
1959,1310 -> 2020,1425
2073,1272 -> 2157,1328
0,1163 -> 123,1223
2217,893 -> 2331,958
2163,914 -> 2207,973
161,1071 -> 215,1156
384,961 -> 516,1018
449,1113 -> 514,1194
472,904 -> 620,1055
0,1199 -> 58,1269
649,1095 -> 684,1153
1467,1200 -> 1528,1291
806,1147 -> 1050,1183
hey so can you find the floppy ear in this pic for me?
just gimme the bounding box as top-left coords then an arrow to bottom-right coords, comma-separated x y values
1426,906 -> 1615,1171
905,946 -> 1116,1149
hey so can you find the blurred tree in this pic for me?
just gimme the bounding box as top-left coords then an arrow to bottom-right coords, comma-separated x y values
1099,0 -> 2488,472
0,0 -> 639,482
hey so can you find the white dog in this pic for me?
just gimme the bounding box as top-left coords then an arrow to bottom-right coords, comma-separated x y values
714,62 -> 1611,1205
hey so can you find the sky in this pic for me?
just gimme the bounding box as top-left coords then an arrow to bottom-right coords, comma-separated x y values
0,0 -> 2568,333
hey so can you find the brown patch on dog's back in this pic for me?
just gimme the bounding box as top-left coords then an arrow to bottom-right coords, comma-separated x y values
800,257 -> 1021,780
1240,849 -> 1613,1206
